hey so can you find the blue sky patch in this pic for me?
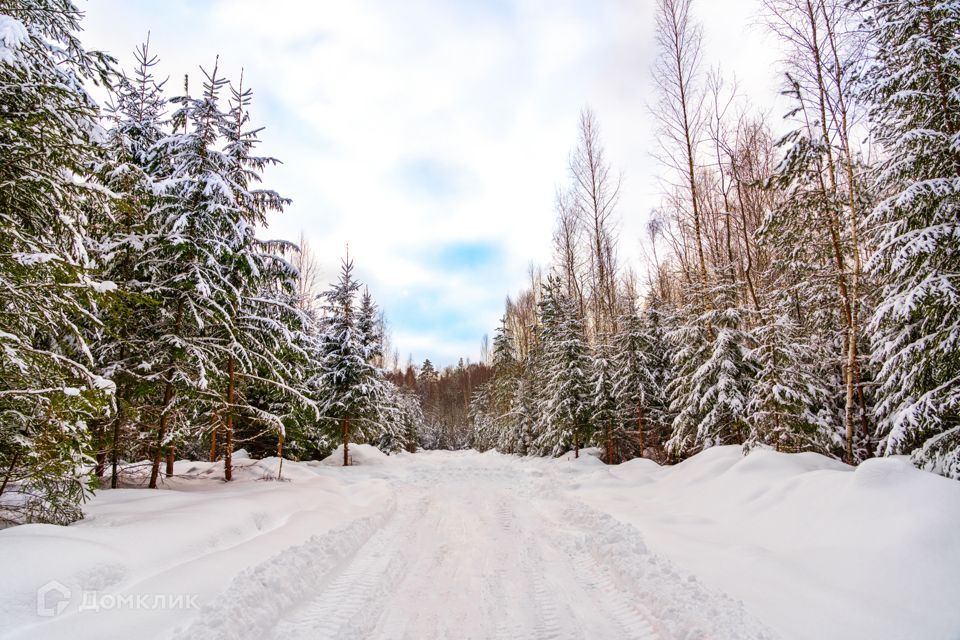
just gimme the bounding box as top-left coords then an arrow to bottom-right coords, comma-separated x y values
394,157 -> 475,199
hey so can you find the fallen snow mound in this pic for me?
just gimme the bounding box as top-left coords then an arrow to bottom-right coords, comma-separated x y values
576,445 -> 960,640
320,444 -> 392,466
557,446 -> 606,464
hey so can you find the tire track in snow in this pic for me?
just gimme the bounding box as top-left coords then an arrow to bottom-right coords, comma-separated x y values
181,454 -> 772,640
505,489 -> 660,640
268,492 -> 431,640
173,499 -> 399,640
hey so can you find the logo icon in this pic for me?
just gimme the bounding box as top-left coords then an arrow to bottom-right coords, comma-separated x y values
36,581 -> 71,617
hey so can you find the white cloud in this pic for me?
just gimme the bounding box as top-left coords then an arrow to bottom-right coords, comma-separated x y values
80,0 -> 781,367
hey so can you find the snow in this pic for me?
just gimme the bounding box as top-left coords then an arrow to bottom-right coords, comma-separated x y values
11,252 -> 60,266
1,447 -> 957,640
88,280 -> 118,293
319,443 -> 393,466
576,447 -> 960,640
0,14 -> 27,66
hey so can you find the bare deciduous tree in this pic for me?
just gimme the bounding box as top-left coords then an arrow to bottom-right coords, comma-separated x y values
569,108 -> 621,335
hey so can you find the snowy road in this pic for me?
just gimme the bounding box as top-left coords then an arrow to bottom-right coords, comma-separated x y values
173,451 -> 770,640
271,476 -> 659,640
13,447 -> 957,640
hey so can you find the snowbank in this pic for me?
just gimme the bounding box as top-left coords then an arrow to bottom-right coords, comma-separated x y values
557,446 -> 607,465
320,443 -> 393,466
572,445 -> 960,640
0,454 -> 394,639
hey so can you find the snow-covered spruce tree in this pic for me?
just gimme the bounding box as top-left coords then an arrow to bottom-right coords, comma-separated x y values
416,358 -> 443,448
509,367 -> 538,456
486,318 -> 518,452
133,63 -> 234,487
636,295 -> 675,457
667,283 -> 754,456
535,277 -> 592,457
861,0 -> 960,478
747,304 -> 840,454
133,60 -> 295,485
358,288 -> 382,364
468,382 -> 497,452
611,300 -> 653,459
354,287 -> 406,449
91,38 -> 169,488
759,97 -> 874,463
377,383 -> 422,453
315,257 -> 385,466
211,72 -> 306,480
0,1 -> 115,524
590,336 -> 622,463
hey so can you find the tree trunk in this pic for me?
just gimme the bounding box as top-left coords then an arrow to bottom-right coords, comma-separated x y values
845,337 -> 857,465
606,423 -> 614,464
93,422 -> 106,480
574,429 -> 579,459
225,355 -> 235,482
0,451 -> 20,497
151,301 -> 183,489
209,413 -> 218,462
819,0 -> 867,464
277,433 -> 284,480
342,416 -> 350,466
165,446 -> 175,477
110,410 -> 124,489
149,381 -> 175,489
637,406 -> 646,457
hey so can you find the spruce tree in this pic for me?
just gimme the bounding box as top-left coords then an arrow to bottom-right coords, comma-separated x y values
0,1 -> 114,523
135,60 -> 295,485
92,38 -> 168,488
667,284 -> 754,456
611,301 -> 653,458
747,306 -> 839,454
536,278 -> 592,457
636,296 -> 675,456
862,0 -> 960,478
315,257 -> 383,466
590,337 -> 621,462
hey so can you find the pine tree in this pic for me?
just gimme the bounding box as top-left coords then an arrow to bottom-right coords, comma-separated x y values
862,0 -> 960,478
0,1 -> 114,524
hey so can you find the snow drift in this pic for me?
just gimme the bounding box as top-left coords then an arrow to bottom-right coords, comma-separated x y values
0,446 -> 957,640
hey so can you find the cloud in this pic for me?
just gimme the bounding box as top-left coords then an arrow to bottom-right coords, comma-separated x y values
80,0 -> 782,367
393,157 -> 478,200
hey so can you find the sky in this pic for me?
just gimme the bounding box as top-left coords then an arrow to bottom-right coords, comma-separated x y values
80,0 -> 781,368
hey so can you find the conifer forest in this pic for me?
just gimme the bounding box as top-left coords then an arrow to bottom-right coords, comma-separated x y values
1,1 -> 959,639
